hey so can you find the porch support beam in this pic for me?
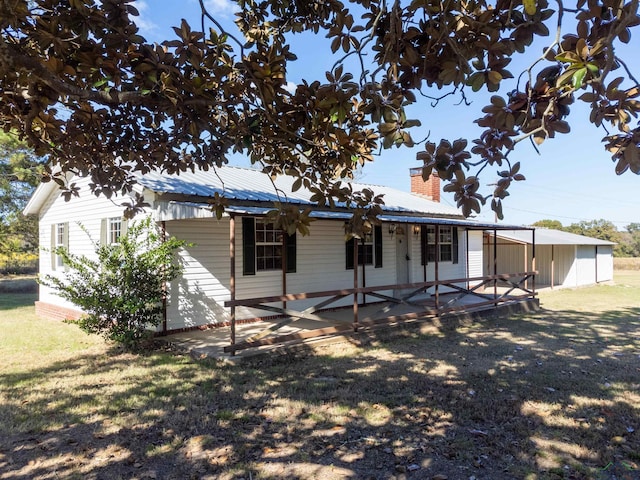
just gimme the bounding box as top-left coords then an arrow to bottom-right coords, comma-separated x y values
493,228 -> 498,306
353,238 -> 359,332
161,220 -> 168,335
435,224 -> 440,310
532,229 -> 536,295
282,229 -> 287,310
229,214 -> 236,354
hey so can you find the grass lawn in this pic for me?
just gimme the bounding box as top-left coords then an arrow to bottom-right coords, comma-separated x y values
1,274 -> 639,480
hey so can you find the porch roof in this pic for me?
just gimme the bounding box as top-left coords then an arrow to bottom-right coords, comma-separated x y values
156,201 -> 530,231
492,228 -> 615,246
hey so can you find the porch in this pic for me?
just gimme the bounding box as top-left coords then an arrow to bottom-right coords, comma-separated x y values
163,272 -> 539,360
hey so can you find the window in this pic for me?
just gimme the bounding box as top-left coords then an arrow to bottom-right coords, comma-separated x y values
50,222 -> 68,270
101,217 -> 127,245
242,217 -> 296,275
55,223 -> 65,268
346,225 -> 383,269
421,225 -> 458,264
255,220 -> 283,271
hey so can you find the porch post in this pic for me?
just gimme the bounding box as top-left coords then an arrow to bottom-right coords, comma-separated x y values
282,229 -> 287,310
465,229 -> 470,289
161,221 -> 167,335
423,226 -> 427,282
353,237 -> 359,332
493,228 -> 498,307
532,229 -> 536,295
524,242 -> 528,290
361,238 -> 366,306
229,214 -> 236,354
435,225 -> 440,311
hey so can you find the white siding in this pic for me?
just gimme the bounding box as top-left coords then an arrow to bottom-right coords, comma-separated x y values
596,246 -> 613,282
467,230 -> 483,285
576,246 -> 597,286
164,217 -> 233,329
37,177 -> 138,310
534,245 -> 574,287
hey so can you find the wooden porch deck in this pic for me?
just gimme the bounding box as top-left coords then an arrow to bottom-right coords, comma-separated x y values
163,272 -> 538,360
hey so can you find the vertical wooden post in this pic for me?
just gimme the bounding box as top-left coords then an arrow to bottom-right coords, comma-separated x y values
435,225 -> 440,311
229,215 -> 236,354
282,229 -> 287,310
465,229 -> 470,289
423,226 -> 427,282
524,242 -> 528,290
493,228 -> 498,306
353,238 -> 359,332
161,221 -> 168,335
531,229 -> 536,296
361,238 -> 366,306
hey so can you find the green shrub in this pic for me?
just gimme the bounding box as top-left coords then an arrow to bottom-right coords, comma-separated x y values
41,217 -> 187,349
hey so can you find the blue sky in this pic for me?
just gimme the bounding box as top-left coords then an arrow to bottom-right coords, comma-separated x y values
135,0 -> 639,230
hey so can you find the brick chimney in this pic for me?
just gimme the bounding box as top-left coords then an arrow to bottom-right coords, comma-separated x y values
410,167 -> 440,202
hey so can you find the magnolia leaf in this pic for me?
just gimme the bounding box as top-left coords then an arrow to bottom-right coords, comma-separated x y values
572,67 -> 587,89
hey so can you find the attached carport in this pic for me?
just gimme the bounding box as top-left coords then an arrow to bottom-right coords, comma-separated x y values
485,228 -> 615,289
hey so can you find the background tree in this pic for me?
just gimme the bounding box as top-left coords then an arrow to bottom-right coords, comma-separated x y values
0,130 -> 45,255
565,219 -> 621,243
532,219 -> 564,229
618,222 -> 640,256
1,0 -> 639,233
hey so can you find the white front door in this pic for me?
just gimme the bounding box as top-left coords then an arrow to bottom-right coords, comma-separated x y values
396,227 -> 409,285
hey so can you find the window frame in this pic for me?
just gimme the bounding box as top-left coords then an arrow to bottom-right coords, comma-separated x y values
346,225 -> 383,269
108,217 -> 122,245
242,217 -> 296,276
421,225 -> 458,264
255,220 -> 284,272
50,222 -> 68,271
55,223 -> 65,268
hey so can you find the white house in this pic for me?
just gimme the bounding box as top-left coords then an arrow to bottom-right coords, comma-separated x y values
25,166 -> 537,337
485,228 -> 615,289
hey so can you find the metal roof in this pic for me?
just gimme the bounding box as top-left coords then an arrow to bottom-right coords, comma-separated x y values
494,228 -> 616,246
155,201 -> 527,230
136,166 -> 462,217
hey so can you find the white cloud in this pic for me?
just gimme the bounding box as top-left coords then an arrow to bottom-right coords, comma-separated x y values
284,81 -> 297,94
131,1 -> 159,39
204,0 -> 238,17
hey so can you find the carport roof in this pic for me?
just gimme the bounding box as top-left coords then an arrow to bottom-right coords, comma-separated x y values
494,228 -> 616,246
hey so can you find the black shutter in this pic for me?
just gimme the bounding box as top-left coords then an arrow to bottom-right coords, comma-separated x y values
242,217 -> 256,275
452,227 -> 459,264
374,225 -> 383,268
420,225 -> 427,265
346,237 -> 355,270
285,232 -> 296,273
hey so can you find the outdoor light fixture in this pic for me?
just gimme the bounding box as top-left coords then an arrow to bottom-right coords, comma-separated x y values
413,225 -> 421,236
388,223 -> 397,237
